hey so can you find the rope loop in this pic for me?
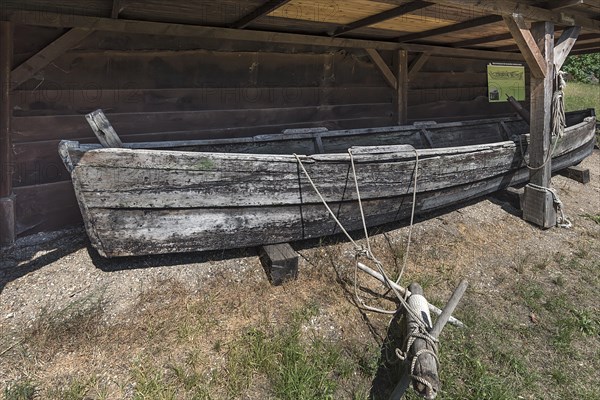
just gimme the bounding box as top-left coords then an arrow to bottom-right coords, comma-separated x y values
519,68 -> 566,171
396,325 -> 440,394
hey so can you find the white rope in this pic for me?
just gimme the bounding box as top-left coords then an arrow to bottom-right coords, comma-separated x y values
396,150 -> 419,285
293,152 -> 428,328
518,69 -> 567,172
552,70 -> 567,139
294,151 -> 440,394
518,130 -> 561,171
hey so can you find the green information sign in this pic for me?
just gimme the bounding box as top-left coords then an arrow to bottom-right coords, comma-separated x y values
487,64 -> 526,103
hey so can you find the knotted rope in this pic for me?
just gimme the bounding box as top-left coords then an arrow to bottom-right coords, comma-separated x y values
293,150 -> 425,323
552,70 -> 567,139
518,69 -> 571,229
519,69 -> 567,171
395,330 -> 440,393
528,183 -> 572,228
294,149 -> 439,393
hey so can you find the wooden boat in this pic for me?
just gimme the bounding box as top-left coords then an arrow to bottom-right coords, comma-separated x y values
59,109 -> 597,257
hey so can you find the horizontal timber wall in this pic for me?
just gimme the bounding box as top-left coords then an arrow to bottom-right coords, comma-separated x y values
10,26 -> 527,236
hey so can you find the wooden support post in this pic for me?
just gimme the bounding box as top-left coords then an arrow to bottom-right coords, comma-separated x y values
523,21 -> 556,229
390,280 -> 468,400
395,50 -> 408,125
111,0 -> 122,18
0,21 -> 14,247
258,243 -> 299,286
558,166 -> 590,184
404,283 -> 439,399
365,49 -> 397,90
494,186 -> 525,210
357,262 -> 465,328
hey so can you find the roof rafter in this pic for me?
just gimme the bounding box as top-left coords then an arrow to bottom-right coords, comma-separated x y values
230,0 -> 292,29
495,32 -> 599,51
422,0 -> 600,32
7,10 -> 526,61
453,33 -> 513,48
544,0 -> 585,11
332,1 -> 433,37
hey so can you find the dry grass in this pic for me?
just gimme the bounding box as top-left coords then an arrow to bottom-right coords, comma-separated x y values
2,155 -> 600,399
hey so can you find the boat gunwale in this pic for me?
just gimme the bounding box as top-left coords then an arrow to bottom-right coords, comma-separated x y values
59,112 -> 596,167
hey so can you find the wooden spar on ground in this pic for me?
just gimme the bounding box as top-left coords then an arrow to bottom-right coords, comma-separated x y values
357,262 -> 464,328
389,280 -> 469,400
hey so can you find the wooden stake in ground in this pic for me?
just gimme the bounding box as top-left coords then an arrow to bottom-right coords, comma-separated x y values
390,280 -> 468,400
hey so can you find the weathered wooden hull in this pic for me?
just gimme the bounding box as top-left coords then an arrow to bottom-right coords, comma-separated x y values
60,110 -> 597,257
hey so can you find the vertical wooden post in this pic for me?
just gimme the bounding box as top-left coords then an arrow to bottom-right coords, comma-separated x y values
395,50 -> 408,125
0,21 -> 15,246
522,21 -> 556,229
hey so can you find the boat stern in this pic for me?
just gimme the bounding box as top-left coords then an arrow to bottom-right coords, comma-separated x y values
58,140 -> 80,173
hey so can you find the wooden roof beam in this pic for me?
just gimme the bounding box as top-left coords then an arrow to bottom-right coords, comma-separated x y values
493,32 -> 597,52
395,15 -> 503,43
11,28 -> 93,89
332,1 -> 433,37
423,0 -> 600,32
504,14 -> 548,79
453,33 -> 513,48
554,25 -> 581,70
366,49 -> 397,89
7,10 -> 525,61
544,0 -> 585,11
230,0 -> 292,29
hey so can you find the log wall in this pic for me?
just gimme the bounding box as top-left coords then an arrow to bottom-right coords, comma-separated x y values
9,25 -> 527,236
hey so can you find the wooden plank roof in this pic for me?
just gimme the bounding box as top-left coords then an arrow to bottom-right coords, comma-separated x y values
2,0 -> 599,55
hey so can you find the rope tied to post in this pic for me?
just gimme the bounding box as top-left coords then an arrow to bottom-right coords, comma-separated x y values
294,149 -> 451,398
551,70 -> 567,139
528,183 -> 572,228
293,149 -> 422,319
519,69 -> 567,171
395,327 -> 440,395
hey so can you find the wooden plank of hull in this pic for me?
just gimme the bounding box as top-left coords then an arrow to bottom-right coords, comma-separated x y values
83,139 -> 595,258
69,116 -> 595,209
74,145 -> 519,209
62,113 -> 596,257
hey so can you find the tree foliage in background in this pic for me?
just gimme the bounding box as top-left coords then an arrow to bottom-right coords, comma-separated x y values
562,53 -> 600,83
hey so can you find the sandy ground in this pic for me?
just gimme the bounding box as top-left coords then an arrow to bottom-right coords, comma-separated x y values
1,149 -> 598,330
0,148 -> 598,398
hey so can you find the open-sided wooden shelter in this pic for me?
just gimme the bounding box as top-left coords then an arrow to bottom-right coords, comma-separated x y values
1,0 -> 599,246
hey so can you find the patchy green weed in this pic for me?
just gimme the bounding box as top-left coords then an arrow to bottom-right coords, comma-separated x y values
4,380 -> 36,400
